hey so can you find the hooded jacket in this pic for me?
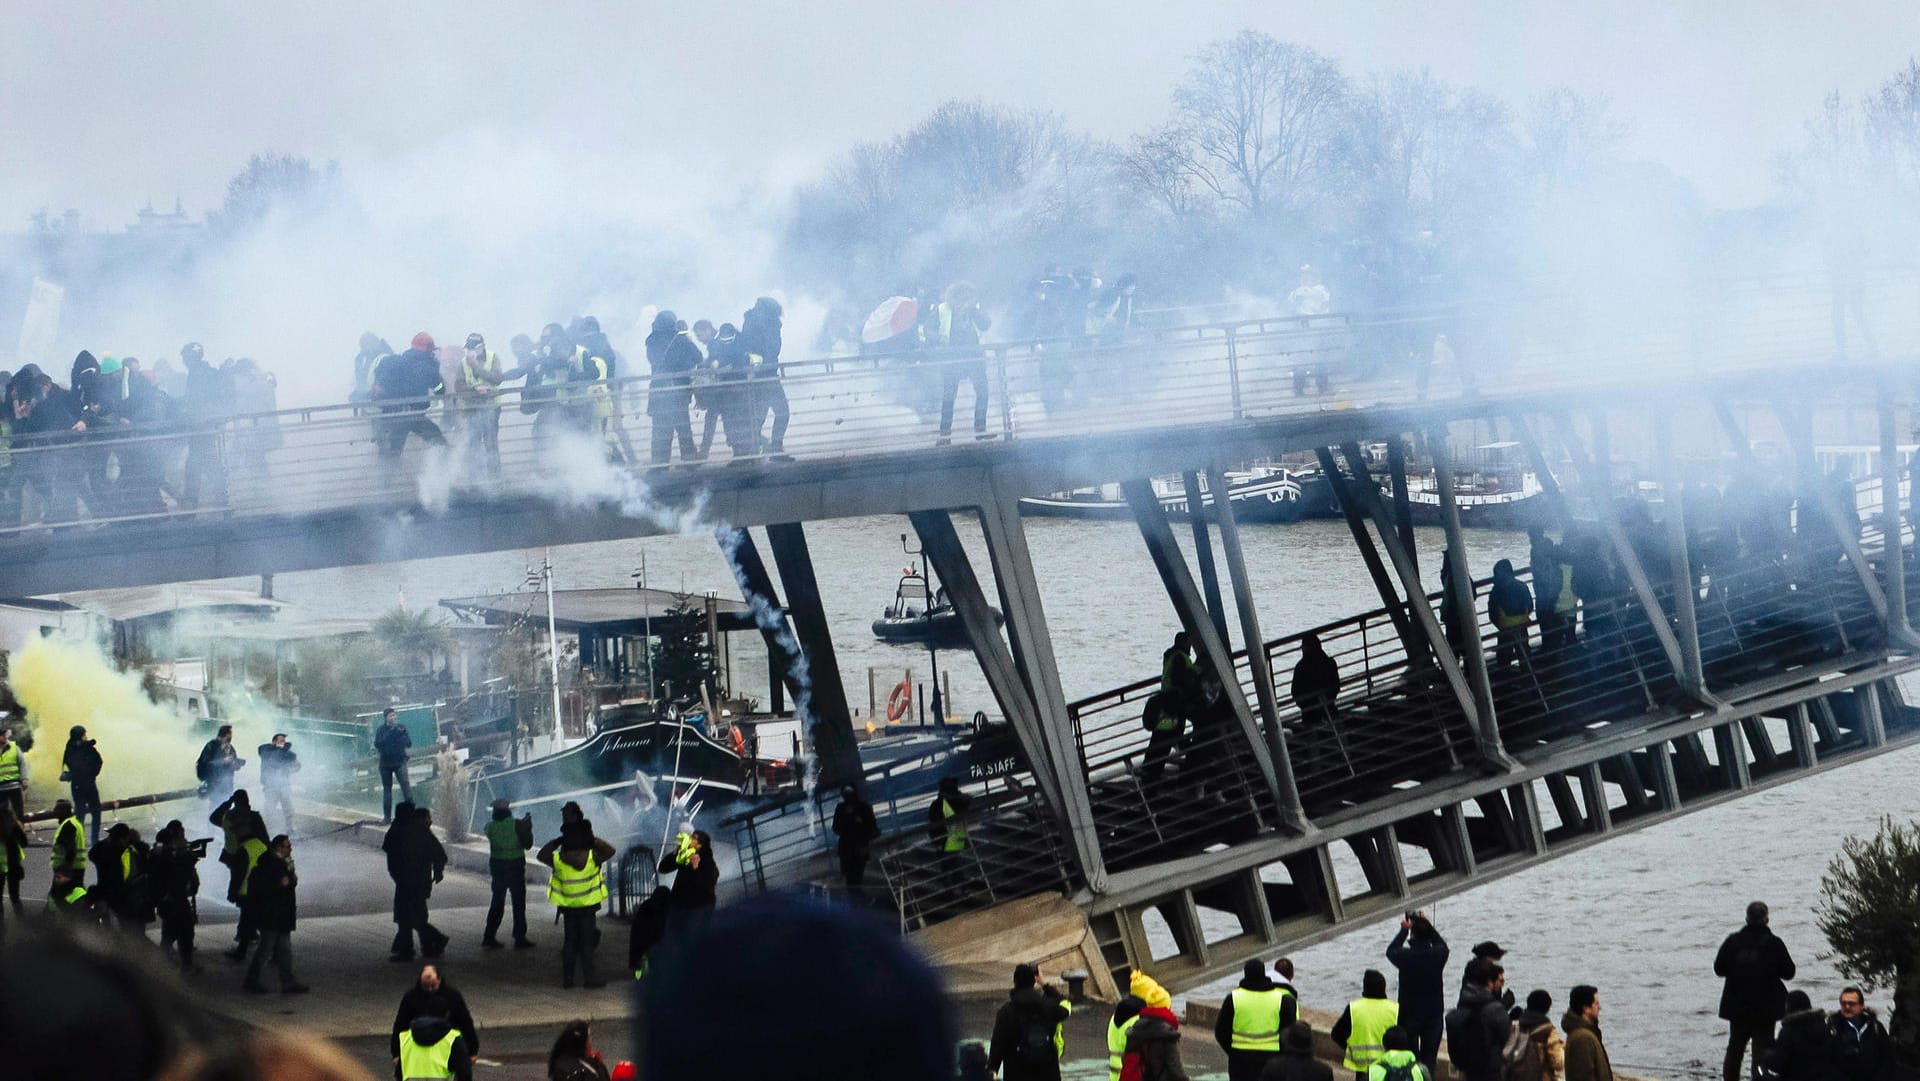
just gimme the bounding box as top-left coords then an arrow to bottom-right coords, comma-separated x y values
1713,923 -> 1795,1021
988,985 -> 1071,1081
245,850 -> 297,932
1123,1005 -> 1188,1081
739,301 -> 784,378
643,317 -> 700,415
399,1015 -> 473,1081
1560,1012 -> 1612,1081
1446,983 -> 1512,1081
1763,1006 -> 1827,1081
390,979 -> 480,1058
375,348 -> 443,407
1512,1009 -> 1565,1079
656,842 -> 718,909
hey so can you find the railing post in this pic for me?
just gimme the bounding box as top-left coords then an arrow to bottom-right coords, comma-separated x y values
996,347 -> 1015,442
1226,327 -> 1244,420
1653,409 -> 1708,693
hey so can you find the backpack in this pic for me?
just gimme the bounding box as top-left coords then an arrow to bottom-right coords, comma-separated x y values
1141,693 -> 1164,732
1015,1012 -> 1057,1067
1379,1061 -> 1418,1081
1446,1005 -> 1486,1073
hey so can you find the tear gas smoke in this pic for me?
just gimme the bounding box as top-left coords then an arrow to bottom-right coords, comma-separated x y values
8,636 -> 268,803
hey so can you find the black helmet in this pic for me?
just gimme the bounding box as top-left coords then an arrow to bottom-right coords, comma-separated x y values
579,315 -> 600,334
464,333 -> 485,350
181,342 -> 204,362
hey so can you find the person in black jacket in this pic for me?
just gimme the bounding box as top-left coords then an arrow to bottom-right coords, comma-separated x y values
389,964 -> 480,1061
62,725 -> 103,845
178,341 -> 231,509
1260,1022 -> 1333,1081
643,311 -> 701,465
243,834 -> 307,993
1386,911 -> 1449,1071
374,709 -> 413,824
831,785 -> 882,888
1827,988 -> 1890,1081
149,819 -> 200,971
256,733 -> 299,837
384,804 -> 448,962
1760,990 -> 1824,1081
196,725 -> 243,807
739,297 -> 790,460
988,963 -> 1071,1081
656,829 -> 719,942
373,332 -> 447,460
1715,900 -> 1796,1081
1445,958 -> 1511,1081
89,822 -> 153,935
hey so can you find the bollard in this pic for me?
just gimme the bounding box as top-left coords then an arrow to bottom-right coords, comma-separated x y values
1061,968 -> 1090,1004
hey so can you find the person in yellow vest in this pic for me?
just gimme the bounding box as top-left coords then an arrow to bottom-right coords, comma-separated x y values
1,803 -> 24,918
1366,1026 -> 1431,1081
537,821 -> 616,988
1487,559 -> 1533,672
1125,969 -> 1189,1081
0,813 -> 9,943
227,833 -> 271,962
49,797 -> 86,882
453,333 -> 508,479
1216,958 -> 1297,1081
1108,988 -> 1148,1081
1334,970 -> 1401,1080
395,1013 -> 472,1081
0,726 -> 28,824
88,822 -> 153,934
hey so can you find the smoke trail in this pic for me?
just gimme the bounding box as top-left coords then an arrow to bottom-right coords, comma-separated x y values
8,636 -> 269,804
714,526 -> 818,805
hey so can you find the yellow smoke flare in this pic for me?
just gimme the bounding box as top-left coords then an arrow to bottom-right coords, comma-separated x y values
8,637 -> 265,805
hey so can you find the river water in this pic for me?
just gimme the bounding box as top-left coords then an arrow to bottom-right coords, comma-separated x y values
234,514 -> 1908,1072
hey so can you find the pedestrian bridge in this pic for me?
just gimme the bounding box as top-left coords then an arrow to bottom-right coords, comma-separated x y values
9,268 -> 1920,994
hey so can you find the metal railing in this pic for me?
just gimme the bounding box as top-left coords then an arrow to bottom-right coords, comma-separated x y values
874,786 -> 1075,931
7,267 -> 1918,539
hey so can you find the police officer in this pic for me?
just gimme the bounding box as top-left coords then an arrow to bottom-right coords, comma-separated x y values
1216,959 -> 1296,1081
1334,970 -> 1401,1081
537,819 -> 615,988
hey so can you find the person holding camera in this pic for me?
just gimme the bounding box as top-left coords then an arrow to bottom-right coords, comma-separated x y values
1386,910 -> 1449,1072
196,725 -> 244,807
257,733 -> 300,838
150,819 -> 202,971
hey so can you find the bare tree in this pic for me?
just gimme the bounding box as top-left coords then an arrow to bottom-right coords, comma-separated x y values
1523,87 -> 1624,196
1122,127 -> 1205,221
208,152 -> 339,235
1165,30 -> 1349,218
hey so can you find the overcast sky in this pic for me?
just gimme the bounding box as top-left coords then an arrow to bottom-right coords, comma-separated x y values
4,1 -> 1918,225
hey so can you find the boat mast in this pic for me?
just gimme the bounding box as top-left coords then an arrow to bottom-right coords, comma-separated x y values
544,547 -> 561,736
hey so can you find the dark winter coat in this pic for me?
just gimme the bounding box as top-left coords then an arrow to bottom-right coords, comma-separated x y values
1386,925 -> 1451,1024
739,303 -> 784,378
390,979 -> 480,1058
196,738 -> 240,786
89,838 -> 152,921
1562,1012 -> 1611,1081
1827,1010 -> 1892,1081
62,737 -> 103,783
182,355 -> 234,421
1714,924 -> 1796,1022
384,815 -> 447,912
629,886 -> 673,972
1289,647 -> 1339,722
657,845 -> 718,909
547,1052 -> 610,1081
643,327 -> 701,416
375,348 -> 443,409
1257,1050 -> 1334,1081
257,742 -> 299,790
1762,1007 -> 1827,1081
374,721 -> 412,767
987,985 -> 1071,1081
1126,1005 -> 1189,1081
1445,983 -> 1513,1081
246,850 -> 297,933
831,798 -> 881,853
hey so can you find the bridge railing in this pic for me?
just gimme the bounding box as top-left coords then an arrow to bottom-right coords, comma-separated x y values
874,786 -> 1075,931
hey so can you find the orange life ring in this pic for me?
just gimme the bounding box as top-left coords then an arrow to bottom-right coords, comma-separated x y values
886,681 -> 912,723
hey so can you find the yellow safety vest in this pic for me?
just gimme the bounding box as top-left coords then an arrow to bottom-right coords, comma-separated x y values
47,885 -> 88,911
547,853 -> 609,908
1108,1014 -> 1139,1081
120,848 -> 133,881
462,351 -> 501,401
51,817 -> 86,872
235,837 -> 269,897
0,743 -> 19,785
1554,564 -> 1578,616
1342,997 -> 1401,1071
1055,999 -> 1072,1059
397,1027 -> 464,1080
0,416 -> 12,469
940,799 -> 968,852
1369,1049 -> 1427,1081
1231,987 -> 1289,1051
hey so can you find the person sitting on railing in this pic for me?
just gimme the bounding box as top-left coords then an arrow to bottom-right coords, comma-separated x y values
373,332 -> 448,462
1488,559 -> 1533,672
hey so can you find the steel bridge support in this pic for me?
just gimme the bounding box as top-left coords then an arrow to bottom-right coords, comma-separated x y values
1653,410 -> 1709,693
1182,471 -> 1231,642
1507,409 -> 1574,527
716,528 -> 799,719
1774,399 -> 1901,637
1315,447 -> 1422,652
1422,433 -> 1506,759
1335,441 -> 1509,767
765,523 -> 865,791
1124,478 -> 1287,817
1205,461 -> 1309,831
908,508 -> 1108,890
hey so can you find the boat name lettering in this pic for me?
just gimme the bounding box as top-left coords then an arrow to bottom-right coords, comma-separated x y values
968,755 -> 1020,780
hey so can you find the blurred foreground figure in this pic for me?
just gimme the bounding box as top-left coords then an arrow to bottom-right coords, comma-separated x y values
0,922 -> 375,1081
644,897 -> 955,1081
